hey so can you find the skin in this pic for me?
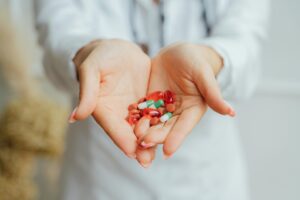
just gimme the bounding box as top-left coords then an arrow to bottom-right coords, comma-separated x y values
135,43 -> 235,166
69,39 -> 151,159
69,39 -> 235,167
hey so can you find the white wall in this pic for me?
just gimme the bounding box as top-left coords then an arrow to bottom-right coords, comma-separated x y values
237,0 -> 300,200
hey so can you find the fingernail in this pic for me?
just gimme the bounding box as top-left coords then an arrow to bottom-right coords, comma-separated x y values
163,153 -> 172,160
140,141 -> 155,148
225,101 -> 236,117
68,106 -> 78,123
229,109 -> 236,117
140,162 -> 151,168
127,153 -> 136,159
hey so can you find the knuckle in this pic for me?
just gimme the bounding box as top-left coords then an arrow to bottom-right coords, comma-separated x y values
201,86 -> 210,98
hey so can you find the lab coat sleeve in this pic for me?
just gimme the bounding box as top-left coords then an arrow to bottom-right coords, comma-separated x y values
201,0 -> 270,100
34,0 -> 99,95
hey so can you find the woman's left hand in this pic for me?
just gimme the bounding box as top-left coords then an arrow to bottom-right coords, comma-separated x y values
135,43 -> 235,165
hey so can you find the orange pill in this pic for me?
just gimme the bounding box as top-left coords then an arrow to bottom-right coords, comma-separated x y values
150,117 -> 160,126
130,109 -> 140,115
131,113 -> 141,119
166,104 -> 176,112
128,103 -> 138,111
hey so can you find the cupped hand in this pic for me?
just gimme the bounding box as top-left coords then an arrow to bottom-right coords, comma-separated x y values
69,39 -> 151,158
135,43 -> 235,163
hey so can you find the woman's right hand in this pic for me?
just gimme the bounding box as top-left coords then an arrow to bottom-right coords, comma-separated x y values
69,39 -> 151,159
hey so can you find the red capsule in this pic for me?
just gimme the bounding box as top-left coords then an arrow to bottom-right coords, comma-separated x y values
149,109 -> 161,117
142,108 -> 160,117
163,90 -> 176,104
142,108 -> 161,117
146,91 -> 164,101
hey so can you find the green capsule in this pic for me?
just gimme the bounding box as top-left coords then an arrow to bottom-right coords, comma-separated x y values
154,99 -> 164,108
149,99 -> 165,109
138,100 -> 154,109
160,112 -> 172,122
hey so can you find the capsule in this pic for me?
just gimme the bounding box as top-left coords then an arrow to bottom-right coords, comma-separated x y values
163,90 -> 176,104
138,100 -> 154,110
154,99 -> 165,108
160,112 -> 173,123
141,108 -> 160,117
149,99 -> 165,109
146,91 -> 164,101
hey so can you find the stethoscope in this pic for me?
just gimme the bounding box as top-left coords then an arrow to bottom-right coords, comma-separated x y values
130,0 -> 209,51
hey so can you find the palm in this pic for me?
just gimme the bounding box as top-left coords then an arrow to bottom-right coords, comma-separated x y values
73,39 -> 151,158
151,56 -> 206,115
92,60 -> 151,156
137,49 -> 208,157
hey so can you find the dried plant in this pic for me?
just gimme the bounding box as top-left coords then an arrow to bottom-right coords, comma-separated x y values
0,7 -> 69,200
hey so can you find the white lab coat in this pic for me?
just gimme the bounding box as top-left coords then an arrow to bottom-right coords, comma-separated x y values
35,0 -> 269,199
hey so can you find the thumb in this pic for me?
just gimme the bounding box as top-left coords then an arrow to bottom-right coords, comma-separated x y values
69,60 -> 100,122
193,66 -> 235,117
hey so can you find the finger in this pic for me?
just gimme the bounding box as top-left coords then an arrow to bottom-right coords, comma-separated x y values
163,105 -> 205,159
134,116 -> 151,139
136,146 -> 157,168
140,116 -> 177,148
193,66 -> 235,116
93,111 -> 137,159
75,59 -> 100,120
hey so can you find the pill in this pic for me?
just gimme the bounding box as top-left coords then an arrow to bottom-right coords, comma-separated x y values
127,90 -> 176,126
146,91 -> 164,101
127,116 -> 139,125
153,99 -> 164,108
138,97 -> 147,103
142,108 -> 161,117
130,109 -> 140,115
160,112 -> 173,123
166,104 -> 176,112
157,107 -> 165,115
128,103 -> 138,111
163,90 -> 176,104
150,117 -> 160,126
138,100 -> 155,110
149,99 -> 164,109
131,113 -> 141,119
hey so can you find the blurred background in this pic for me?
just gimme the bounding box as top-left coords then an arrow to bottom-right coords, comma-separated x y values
0,0 -> 299,200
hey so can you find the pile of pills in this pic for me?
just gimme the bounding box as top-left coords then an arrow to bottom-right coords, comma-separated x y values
127,90 -> 176,126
